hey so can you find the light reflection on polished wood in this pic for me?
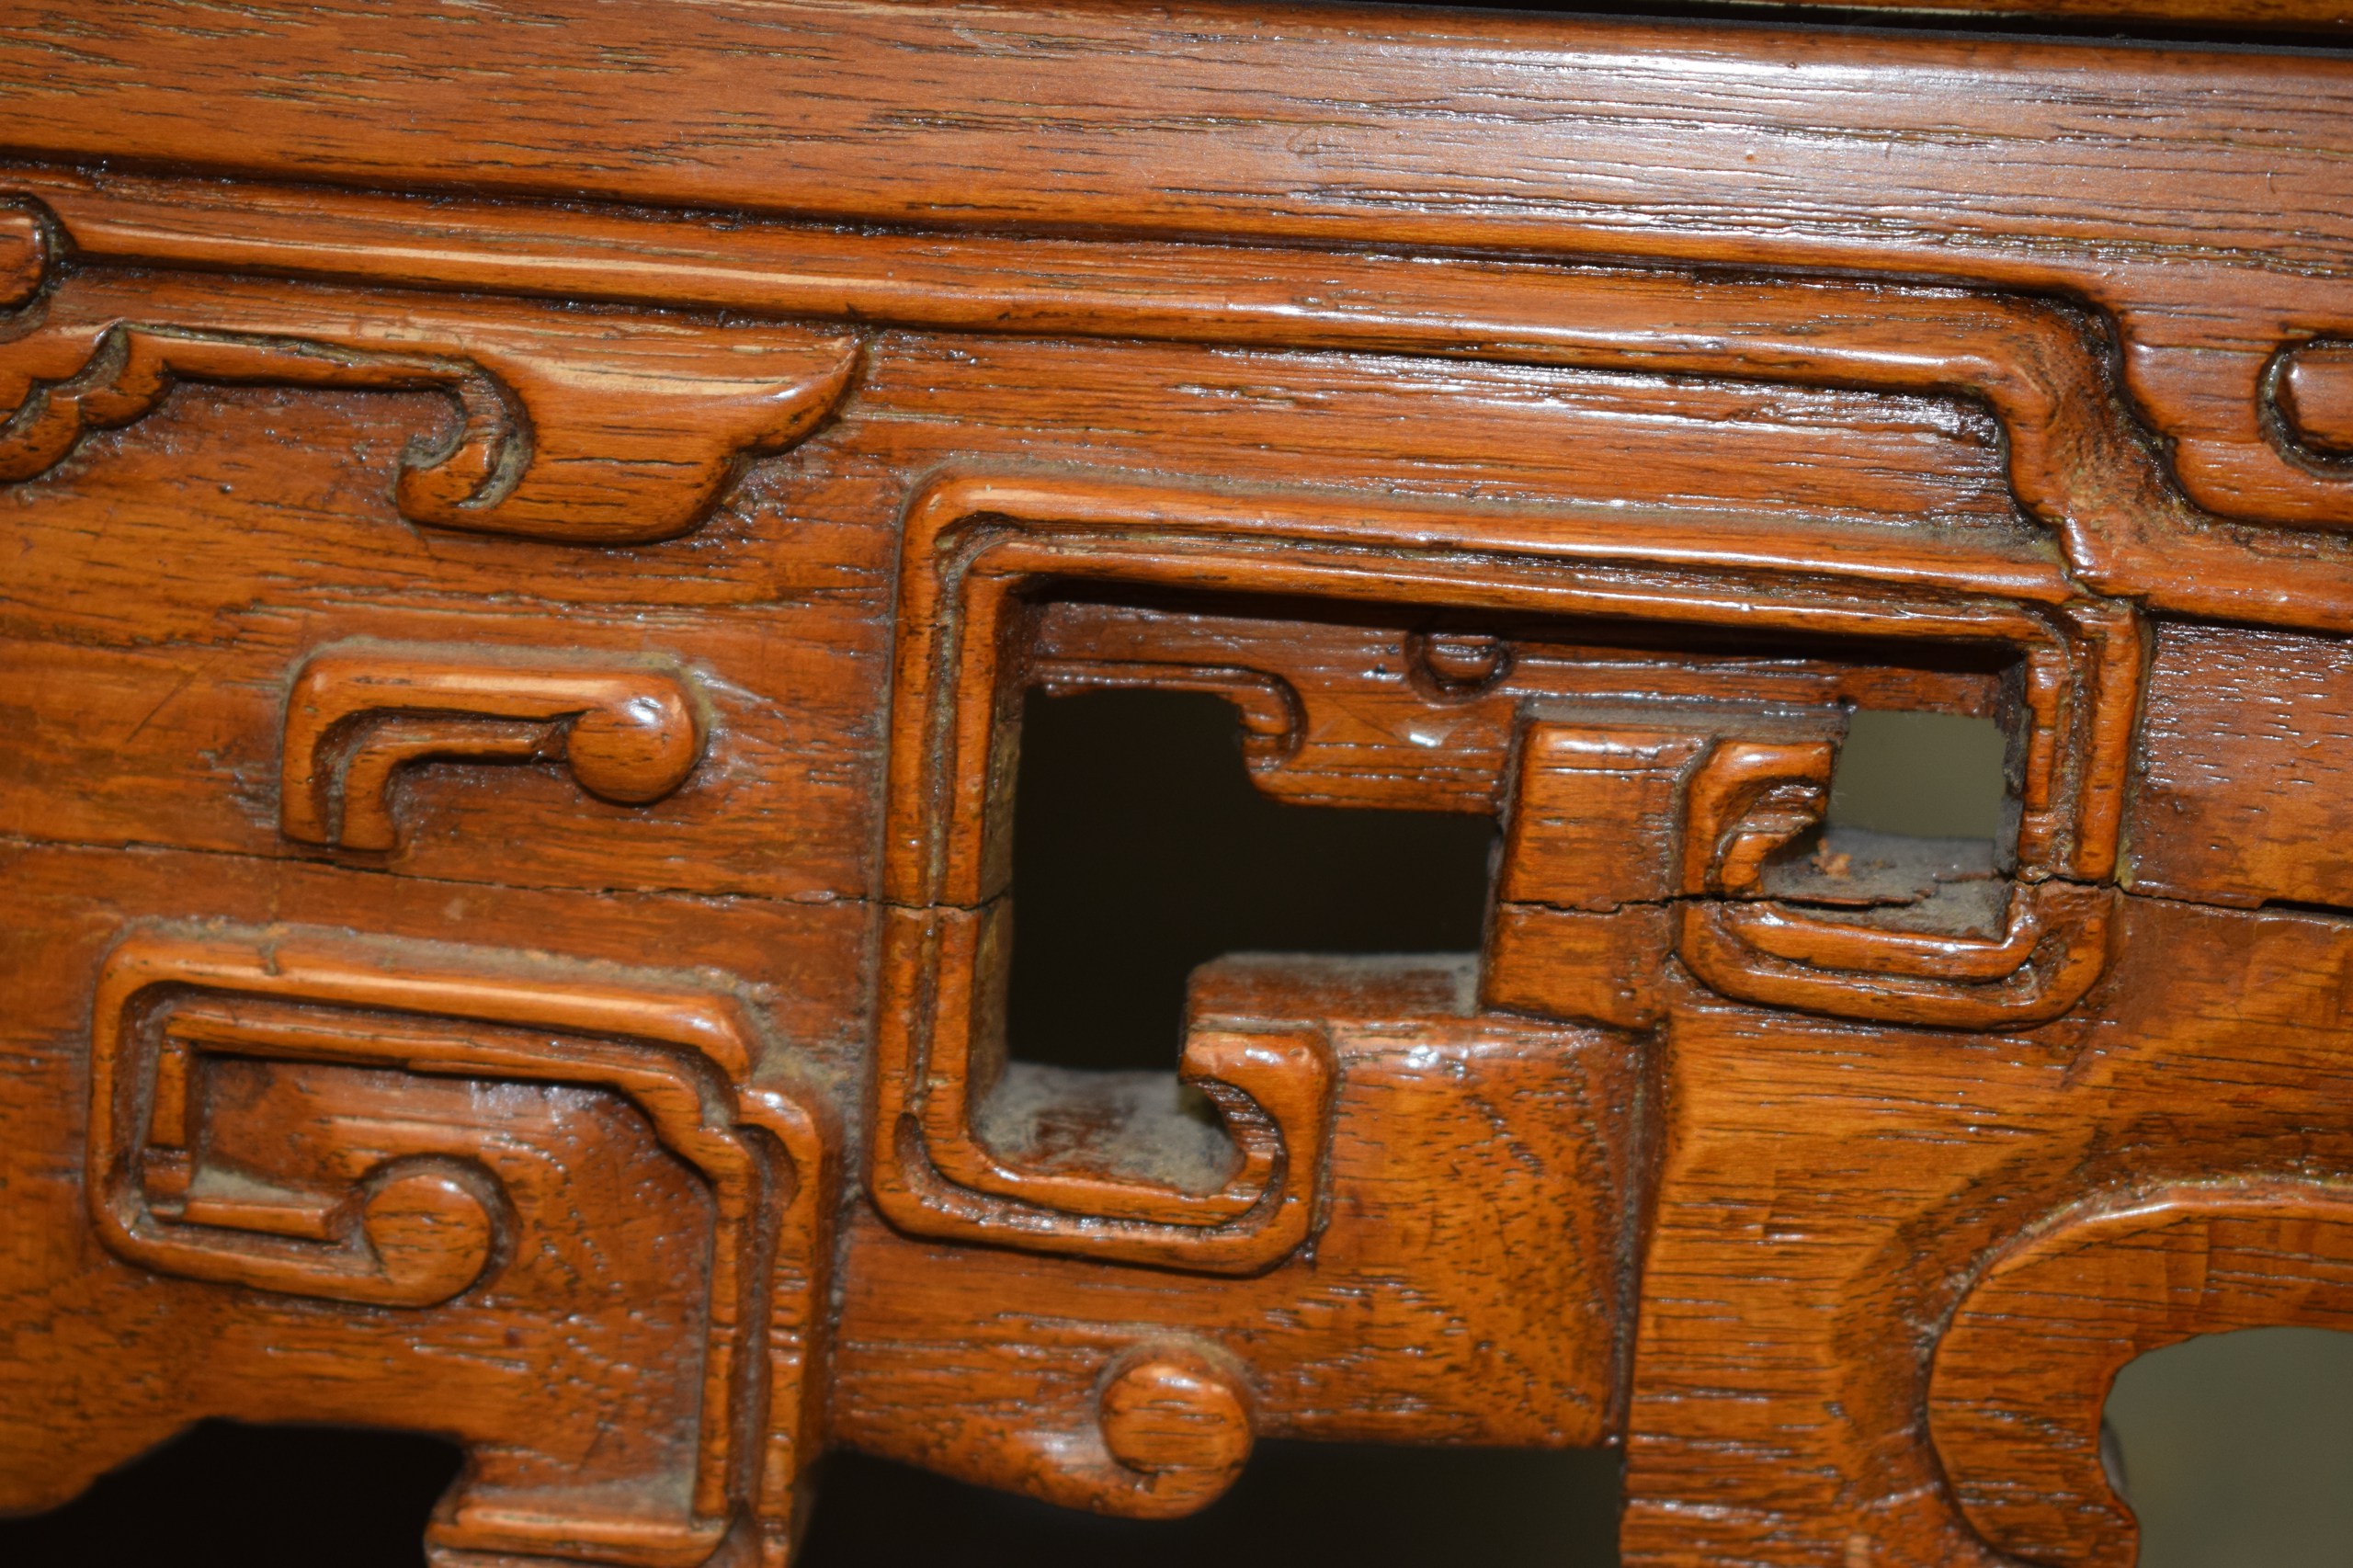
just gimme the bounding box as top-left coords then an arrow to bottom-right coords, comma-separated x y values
5,3 -> 2353,1564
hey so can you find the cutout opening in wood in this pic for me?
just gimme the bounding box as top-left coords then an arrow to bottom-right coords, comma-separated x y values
2101,1325 -> 2353,1568
1005,685 -> 1498,1074
1760,707 -> 2019,941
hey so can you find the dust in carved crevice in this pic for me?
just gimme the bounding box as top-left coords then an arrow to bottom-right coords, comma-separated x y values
1770,707 -> 2014,939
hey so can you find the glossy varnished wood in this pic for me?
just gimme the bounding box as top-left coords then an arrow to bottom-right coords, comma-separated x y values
6,2 -> 2353,1564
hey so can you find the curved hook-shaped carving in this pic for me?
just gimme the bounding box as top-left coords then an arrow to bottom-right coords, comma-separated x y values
870,1338 -> 1256,1520
877,898 -> 1338,1273
1680,879 -> 2118,1029
281,642 -> 708,851
962,1027 -> 1333,1239
86,928 -> 840,1565
1665,729 -> 2118,1028
1029,657 -> 1302,767
384,312 -> 858,540
120,1149 -> 500,1308
0,251 -> 857,541
1928,1181 -> 2353,1567
1677,736 -> 1840,896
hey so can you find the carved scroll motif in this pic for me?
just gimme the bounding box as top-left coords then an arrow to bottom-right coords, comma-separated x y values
0,213 -> 858,544
87,931 -> 836,1567
1480,701 -> 2121,1030
280,642 -> 710,852
24,169 -> 2353,624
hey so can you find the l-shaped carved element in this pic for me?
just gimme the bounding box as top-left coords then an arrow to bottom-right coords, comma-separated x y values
1488,703 -> 2120,1030
281,642 -> 709,852
875,469 -> 2142,1271
87,930 -> 836,1568
0,213 -> 858,543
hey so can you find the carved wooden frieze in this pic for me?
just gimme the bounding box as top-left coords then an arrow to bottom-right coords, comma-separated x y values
0,206 -> 858,543
9,3 -> 2353,1565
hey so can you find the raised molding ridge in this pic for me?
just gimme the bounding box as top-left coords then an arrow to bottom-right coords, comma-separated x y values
0,214 -> 858,545
12,177 -> 2353,629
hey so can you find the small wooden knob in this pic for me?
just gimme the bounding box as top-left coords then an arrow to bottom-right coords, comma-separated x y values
0,207 -> 47,312
2280,342 -> 2353,459
1099,1352 -> 1254,1481
1417,631 -> 1509,694
565,687 -> 705,804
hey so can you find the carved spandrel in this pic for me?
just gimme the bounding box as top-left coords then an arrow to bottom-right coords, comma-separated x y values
0,231 -> 858,544
1931,1182 -> 2353,1568
83,930 -> 837,1568
1618,896 -> 2353,1568
280,642 -> 710,853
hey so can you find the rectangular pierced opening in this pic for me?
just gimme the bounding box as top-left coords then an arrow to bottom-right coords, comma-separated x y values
1827,710 -> 2011,842
1006,685 -> 1497,1072
1763,708 -> 2017,939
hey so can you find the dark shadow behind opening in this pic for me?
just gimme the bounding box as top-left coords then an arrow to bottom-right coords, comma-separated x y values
1005,687 -> 1498,1071
798,1441 -> 1624,1568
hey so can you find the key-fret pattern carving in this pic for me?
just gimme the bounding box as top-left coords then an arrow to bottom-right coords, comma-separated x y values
8,5 -> 2353,1564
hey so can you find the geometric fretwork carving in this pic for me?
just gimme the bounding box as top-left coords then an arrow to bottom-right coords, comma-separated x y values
87,929 -> 836,1568
875,467 -> 2143,1272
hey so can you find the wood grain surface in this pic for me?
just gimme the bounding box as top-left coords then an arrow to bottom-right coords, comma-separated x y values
7,2 -> 2353,1564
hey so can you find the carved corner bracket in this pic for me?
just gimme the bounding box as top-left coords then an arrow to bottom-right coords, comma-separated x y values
1929,1181 -> 2353,1568
0,205 -> 858,544
87,929 -> 838,1566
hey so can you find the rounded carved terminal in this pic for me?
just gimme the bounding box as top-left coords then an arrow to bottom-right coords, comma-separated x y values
564,687 -> 707,804
0,206 -> 47,312
1414,631 -> 1511,695
1097,1349 -> 1256,1516
2279,342 -> 2353,459
357,1159 -> 501,1307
